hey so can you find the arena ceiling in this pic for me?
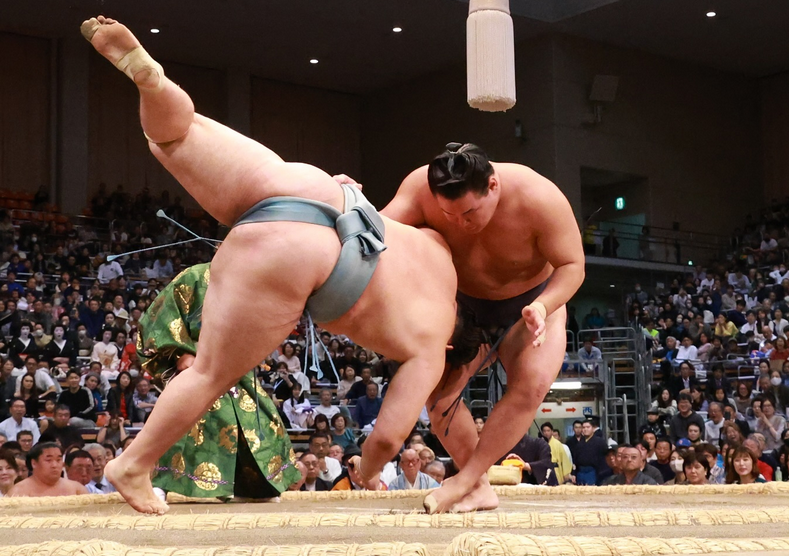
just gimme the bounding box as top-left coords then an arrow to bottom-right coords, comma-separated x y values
1,0 -> 788,94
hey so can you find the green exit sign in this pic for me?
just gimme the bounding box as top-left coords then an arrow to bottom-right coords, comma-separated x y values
615,197 -> 626,210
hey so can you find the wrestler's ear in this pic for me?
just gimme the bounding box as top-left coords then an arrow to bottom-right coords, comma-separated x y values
487,175 -> 499,194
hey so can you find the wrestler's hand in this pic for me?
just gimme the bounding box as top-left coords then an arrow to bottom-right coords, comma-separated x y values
522,301 -> 547,348
332,174 -> 363,191
348,455 -> 381,491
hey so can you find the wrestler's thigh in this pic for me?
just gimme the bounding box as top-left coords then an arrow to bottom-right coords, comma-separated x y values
191,225 -> 333,387
498,306 -> 567,402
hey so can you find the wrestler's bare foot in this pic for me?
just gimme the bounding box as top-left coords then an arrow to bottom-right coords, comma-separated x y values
80,16 -> 161,90
424,475 -> 495,514
451,477 -> 499,513
105,458 -> 169,515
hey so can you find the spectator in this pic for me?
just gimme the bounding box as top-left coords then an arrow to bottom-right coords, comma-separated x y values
577,340 -> 602,375
354,382 -> 382,429
150,254 -> 174,279
283,383 -> 313,430
670,362 -> 699,399
84,373 -> 104,414
96,412 -> 129,449
634,441 -> 664,483
277,342 -> 301,373
540,422 -> 572,484
754,397 -> 785,452
675,336 -> 698,363
771,309 -> 789,340
639,412 -> 665,441
8,322 -> 41,369
0,452 -> 19,497
313,388 -> 340,421
78,299 -> 104,339
313,414 -> 331,436
743,437 -> 775,481
474,417 -> 486,435
602,228 -> 619,258
648,438 -> 674,483
669,393 -> 706,444
726,446 -> 765,484
15,374 -> 39,418
682,451 -> 711,485
57,371 -> 95,426
39,405 -> 83,448
84,443 -> 116,494
16,430 -> 34,455
298,452 -> 331,491
424,460 -> 446,484
714,313 -> 738,342
707,365 -> 732,397
502,434 -> 556,485
330,414 -> 356,451
582,308 -> 605,330
705,402 -> 726,444
65,449 -> 101,493
697,443 -> 726,484
76,324 -> 95,358
690,385 -> 708,413
106,371 -> 136,426
43,324 -> 77,370
388,448 -> 439,490
6,442 -> 88,497
602,445 -> 658,485
132,378 -> 157,424
345,366 -> 375,402
328,444 -> 344,463
0,399 -> 40,443
734,381 -> 754,417
91,327 -> 120,378
308,432 -> 341,483
96,256 -> 124,285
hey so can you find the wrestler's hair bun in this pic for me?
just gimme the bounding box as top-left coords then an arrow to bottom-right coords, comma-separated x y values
428,142 -> 494,200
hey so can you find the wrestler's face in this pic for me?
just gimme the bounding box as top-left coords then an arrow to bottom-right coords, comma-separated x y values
435,183 -> 499,234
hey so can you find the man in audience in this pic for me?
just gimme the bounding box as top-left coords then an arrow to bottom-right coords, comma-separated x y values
602,445 -> 658,485
65,449 -> 101,493
745,435 -> 776,481
133,378 -> 157,423
425,460 -> 446,484
309,432 -> 341,483
572,420 -> 608,485
345,366 -> 375,402
696,443 -> 725,485
388,448 -> 439,490
85,442 -> 116,493
0,399 -> 40,443
298,452 -> 332,492
670,365 -> 699,399
57,370 -> 96,428
6,442 -> 88,497
328,444 -> 344,463
648,438 -> 675,484
669,393 -> 706,444
313,388 -> 340,421
577,339 -> 602,375
675,336 -> 698,362
40,405 -> 84,448
16,430 -> 34,455
705,402 -> 725,444
634,441 -> 665,484
354,382 -> 382,429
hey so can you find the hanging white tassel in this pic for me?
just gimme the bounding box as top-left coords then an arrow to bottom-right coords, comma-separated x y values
467,0 -> 516,112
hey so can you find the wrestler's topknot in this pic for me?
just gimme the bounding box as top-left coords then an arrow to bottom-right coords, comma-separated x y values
427,142 -> 494,200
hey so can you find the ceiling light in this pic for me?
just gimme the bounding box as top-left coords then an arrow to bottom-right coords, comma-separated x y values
706,11 -> 716,18
609,284 -> 615,288
393,26 -> 403,33
150,28 -> 160,34
310,59 -> 319,65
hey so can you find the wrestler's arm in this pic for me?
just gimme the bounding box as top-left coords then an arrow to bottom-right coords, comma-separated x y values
380,167 -> 429,227
524,172 -> 585,339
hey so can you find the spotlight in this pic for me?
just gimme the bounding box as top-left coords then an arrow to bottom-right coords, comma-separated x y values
393,26 -> 403,33
310,59 -> 319,65
706,11 -> 716,18
150,28 -> 160,34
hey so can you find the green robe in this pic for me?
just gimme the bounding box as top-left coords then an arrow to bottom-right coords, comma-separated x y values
138,263 -> 300,498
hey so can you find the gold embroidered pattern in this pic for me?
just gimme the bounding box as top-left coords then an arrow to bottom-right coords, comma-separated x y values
243,429 -> 261,453
135,325 -> 143,352
203,267 -> 211,285
218,424 -> 238,454
238,390 -> 257,413
171,452 -> 185,479
268,455 -> 283,479
289,448 -> 297,464
193,462 -> 221,491
174,283 -> 194,315
148,294 -> 166,321
269,418 -> 285,438
208,397 -> 223,412
188,418 -> 206,446
169,319 -> 189,344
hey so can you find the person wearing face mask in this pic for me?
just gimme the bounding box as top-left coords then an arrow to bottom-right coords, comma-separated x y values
767,370 -> 789,415
76,324 -> 95,357
666,450 -> 686,484
7,321 -> 41,369
32,324 -> 51,350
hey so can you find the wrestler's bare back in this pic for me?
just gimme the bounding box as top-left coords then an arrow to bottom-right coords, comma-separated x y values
383,162 -> 577,300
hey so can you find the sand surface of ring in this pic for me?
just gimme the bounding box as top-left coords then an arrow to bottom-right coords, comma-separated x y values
2,490 -> 789,555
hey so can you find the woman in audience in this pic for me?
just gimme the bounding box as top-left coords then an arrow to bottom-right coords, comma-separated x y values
84,372 -> 104,414
768,369 -> 789,414
710,386 -> 735,409
726,446 -> 765,484
734,381 -> 754,416
686,423 -> 703,445
697,332 -> 713,362
15,374 -> 40,419
283,383 -> 313,430
97,412 -> 129,449
667,450 -> 686,484
331,414 -> 356,450
337,366 -> 360,401
0,452 -> 19,497
313,414 -> 331,437
682,451 -> 711,485
106,370 -> 137,427
690,385 -> 708,412
651,387 -> 678,418
755,398 -> 785,452
277,341 -> 301,373
327,338 -> 342,360
722,422 -> 745,446
119,328 -> 139,373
